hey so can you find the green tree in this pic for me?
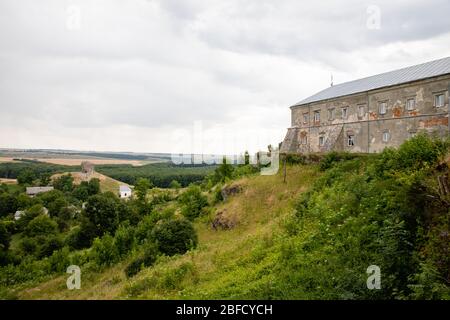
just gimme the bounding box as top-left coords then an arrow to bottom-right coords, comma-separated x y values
135,178 -> 152,201
40,173 -> 51,186
0,193 -> 18,217
114,224 -> 136,257
47,197 -> 69,218
24,215 -> 58,237
91,234 -> 119,267
169,180 -> 182,189
178,185 -> 208,220
244,150 -> 250,165
84,193 -> 120,236
213,157 -> 234,183
151,218 -> 197,256
17,169 -> 36,185
88,178 -> 101,195
53,174 -> 74,192
0,222 -> 11,251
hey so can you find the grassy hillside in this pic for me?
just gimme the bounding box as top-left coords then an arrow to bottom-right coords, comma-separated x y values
4,134 -> 450,300
51,172 -> 130,194
16,165 -> 320,299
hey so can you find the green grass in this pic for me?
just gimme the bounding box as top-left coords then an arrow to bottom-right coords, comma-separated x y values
16,164 -> 320,299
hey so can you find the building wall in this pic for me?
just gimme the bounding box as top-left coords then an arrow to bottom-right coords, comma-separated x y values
281,75 -> 450,154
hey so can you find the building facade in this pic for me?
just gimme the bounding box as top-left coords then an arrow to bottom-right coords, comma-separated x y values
281,57 -> 450,154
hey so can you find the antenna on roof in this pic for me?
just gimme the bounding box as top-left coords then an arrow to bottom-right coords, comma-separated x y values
330,73 -> 334,87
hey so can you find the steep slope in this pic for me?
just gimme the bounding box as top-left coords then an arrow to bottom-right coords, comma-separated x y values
18,165 -> 320,299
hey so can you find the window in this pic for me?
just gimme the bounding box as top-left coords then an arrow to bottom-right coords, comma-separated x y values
303,113 -> 309,124
300,134 -> 308,145
347,135 -> 354,146
319,136 -> 325,146
406,98 -> 416,111
342,107 -> 348,119
382,131 -> 390,142
314,111 -> 320,123
328,108 -> 335,120
379,101 -> 387,114
435,94 -> 445,107
358,105 -> 366,118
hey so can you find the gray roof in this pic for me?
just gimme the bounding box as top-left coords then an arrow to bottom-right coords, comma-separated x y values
294,56 -> 450,106
26,186 -> 54,195
119,185 -> 131,192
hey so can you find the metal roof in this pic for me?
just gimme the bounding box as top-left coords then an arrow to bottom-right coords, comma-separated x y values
293,56 -> 450,106
26,186 -> 54,194
119,185 -> 131,192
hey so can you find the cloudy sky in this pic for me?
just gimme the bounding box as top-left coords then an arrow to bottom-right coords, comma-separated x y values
1,0 -> 450,154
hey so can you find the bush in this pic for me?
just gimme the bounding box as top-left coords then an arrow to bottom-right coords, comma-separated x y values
84,193 -> 120,236
178,185 -> 208,220
114,224 -> 136,257
169,180 -> 182,189
48,246 -> 71,273
65,220 -> 97,250
0,193 -> 18,218
124,242 -> 159,278
53,174 -> 74,192
24,215 -> 58,237
151,218 -> 197,256
91,234 -> 119,267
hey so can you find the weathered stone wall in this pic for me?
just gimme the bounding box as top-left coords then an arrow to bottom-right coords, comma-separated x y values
281,75 -> 450,154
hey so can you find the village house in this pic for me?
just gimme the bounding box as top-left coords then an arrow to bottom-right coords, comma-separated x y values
281,57 -> 450,154
119,185 -> 132,199
26,186 -> 54,197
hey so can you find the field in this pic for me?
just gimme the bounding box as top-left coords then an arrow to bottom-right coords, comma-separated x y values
0,178 -> 17,184
51,172 -> 131,194
0,157 -> 16,163
0,157 -> 148,166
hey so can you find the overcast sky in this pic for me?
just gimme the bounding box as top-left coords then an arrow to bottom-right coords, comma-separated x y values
1,0 -> 450,154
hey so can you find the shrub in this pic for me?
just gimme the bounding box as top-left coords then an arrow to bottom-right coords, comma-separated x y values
0,193 -> 18,218
125,242 -> 159,278
84,193 -> 120,236
65,220 -> 97,250
48,246 -> 71,273
53,174 -> 74,192
114,224 -> 136,257
151,218 -> 197,256
39,235 -> 64,258
178,185 -> 208,220
91,234 -> 119,267
0,222 -> 11,251
169,180 -> 182,189
24,215 -> 58,237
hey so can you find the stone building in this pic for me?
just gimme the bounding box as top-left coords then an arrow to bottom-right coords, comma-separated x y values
281,57 -> 450,154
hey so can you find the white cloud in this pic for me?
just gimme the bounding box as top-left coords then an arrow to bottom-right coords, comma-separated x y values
0,0 -> 449,153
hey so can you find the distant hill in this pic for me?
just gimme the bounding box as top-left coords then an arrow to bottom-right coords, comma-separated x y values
51,172 -> 131,194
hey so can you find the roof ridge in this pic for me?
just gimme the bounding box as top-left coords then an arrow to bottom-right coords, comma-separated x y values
293,56 -> 450,106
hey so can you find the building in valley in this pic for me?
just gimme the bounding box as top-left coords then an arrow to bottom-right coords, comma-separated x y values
119,185 -> 132,199
280,57 -> 450,154
26,186 -> 54,197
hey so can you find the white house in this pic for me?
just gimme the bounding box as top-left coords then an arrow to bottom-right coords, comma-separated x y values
119,185 -> 132,199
